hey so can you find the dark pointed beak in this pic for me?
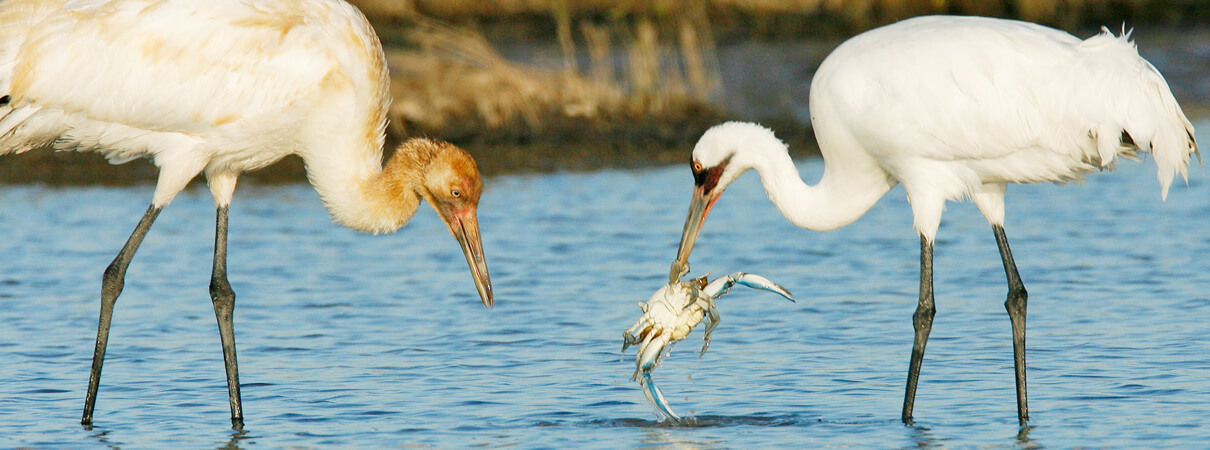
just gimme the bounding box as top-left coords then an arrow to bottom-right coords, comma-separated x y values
670,182 -> 719,282
449,208 -> 493,308
671,159 -> 729,282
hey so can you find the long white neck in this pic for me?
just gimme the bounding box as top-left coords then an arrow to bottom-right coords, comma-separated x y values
749,141 -> 895,232
303,140 -> 423,235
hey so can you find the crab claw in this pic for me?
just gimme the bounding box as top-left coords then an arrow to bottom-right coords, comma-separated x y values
622,335 -> 636,353
698,302 -> 721,358
704,272 -> 795,302
641,371 -> 682,421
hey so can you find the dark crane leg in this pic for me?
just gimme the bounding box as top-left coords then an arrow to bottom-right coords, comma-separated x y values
210,205 -> 244,428
902,234 -> 935,424
83,204 -> 162,426
900,227 -> 1031,426
993,224 -> 1029,426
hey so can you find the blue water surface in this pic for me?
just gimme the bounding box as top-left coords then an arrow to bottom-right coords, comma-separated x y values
1,123 -> 1208,448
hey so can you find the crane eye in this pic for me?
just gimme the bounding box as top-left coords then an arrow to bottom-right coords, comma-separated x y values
451,188 -> 461,198
692,161 -> 703,172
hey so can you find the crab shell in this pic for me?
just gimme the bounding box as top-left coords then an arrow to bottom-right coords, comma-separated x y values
640,280 -> 711,341
623,277 -> 719,376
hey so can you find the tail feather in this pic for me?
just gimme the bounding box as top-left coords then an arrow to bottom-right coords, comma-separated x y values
1137,58 -> 1198,200
0,102 -> 48,155
1080,28 -> 1198,200
0,103 -> 35,141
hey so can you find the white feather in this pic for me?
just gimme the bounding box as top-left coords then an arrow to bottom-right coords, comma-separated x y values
0,0 -> 391,210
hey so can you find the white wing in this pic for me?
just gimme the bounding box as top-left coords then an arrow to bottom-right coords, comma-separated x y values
0,0 -> 387,161
0,0 -> 390,205
8,0 -> 333,133
814,16 -> 1196,190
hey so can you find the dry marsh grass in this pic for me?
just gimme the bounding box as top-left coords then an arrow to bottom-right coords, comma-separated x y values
350,0 -> 1203,176
352,0 -> 1189,31
384,11 -> 738,174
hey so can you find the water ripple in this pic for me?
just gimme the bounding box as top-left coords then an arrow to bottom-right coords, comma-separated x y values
2,123 -> 1210,447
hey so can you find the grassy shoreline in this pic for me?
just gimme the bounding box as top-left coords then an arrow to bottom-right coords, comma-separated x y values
0,114 -> 821,185
355,0 -> 1208,35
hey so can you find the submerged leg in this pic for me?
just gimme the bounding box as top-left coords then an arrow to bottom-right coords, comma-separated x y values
83,204 -> 162,425
993,225 -> 1029,426
902,234 -> 935,424
210,205 -> 244,428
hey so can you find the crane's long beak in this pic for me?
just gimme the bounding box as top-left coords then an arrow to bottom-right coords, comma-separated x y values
448,208 -> 493,308
670,183 -> 719,282
671,159 -> 729,282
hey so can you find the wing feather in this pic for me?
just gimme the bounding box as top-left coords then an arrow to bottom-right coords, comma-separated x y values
10,0 -> 339,135
817,15 -> 1195,188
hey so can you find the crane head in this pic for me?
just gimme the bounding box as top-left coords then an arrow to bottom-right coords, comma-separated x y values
419,141 -> 494,308
671,122 -> 781,282
670,154 -> 729,282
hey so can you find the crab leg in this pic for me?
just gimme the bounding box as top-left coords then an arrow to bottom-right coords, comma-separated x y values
637,334 -> 671,375
622,315 -> 649,352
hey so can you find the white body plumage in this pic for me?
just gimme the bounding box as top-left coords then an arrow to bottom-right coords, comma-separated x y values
0,0 -> 390,229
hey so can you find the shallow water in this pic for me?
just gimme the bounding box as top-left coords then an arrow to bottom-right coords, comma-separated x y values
2,121 -> 1209,447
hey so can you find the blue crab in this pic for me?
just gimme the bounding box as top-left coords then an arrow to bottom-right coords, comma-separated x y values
622,272 -> 794,421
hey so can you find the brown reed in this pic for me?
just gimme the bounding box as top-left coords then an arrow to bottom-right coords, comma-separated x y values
349,0 -> 1170,31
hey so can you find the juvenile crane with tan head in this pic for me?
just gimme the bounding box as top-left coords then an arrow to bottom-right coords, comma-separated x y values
0,0 -> 492,427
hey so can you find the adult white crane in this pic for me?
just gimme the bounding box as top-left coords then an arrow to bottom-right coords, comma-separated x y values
668,15 -> 1198,426
0,0 -> 494,428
